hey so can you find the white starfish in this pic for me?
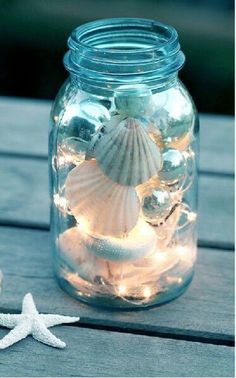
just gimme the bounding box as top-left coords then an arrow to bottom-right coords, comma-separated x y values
0,293 -> 80,349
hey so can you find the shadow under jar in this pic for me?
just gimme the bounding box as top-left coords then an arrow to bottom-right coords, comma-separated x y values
49,18 -> 199,309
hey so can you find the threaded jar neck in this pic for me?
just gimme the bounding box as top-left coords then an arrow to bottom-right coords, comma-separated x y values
64,18 -> 185,95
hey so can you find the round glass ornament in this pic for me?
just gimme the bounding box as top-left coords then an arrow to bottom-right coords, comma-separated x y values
49,18 -> 199,309
142,188 -> 172,224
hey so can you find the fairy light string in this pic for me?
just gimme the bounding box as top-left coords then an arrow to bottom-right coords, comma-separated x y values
54,90 -> 197,303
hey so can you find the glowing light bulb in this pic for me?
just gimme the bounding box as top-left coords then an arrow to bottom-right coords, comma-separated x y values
183,148 -> 195,160
58,155 -> 66,167
77,218 -> 91,234
166,276 -> 183,284
187,211 -> 197,222
175,245 -> 189,257
154,251 -> 167,262
57,152 -> 75,167
143,287 -> 152,299
117,285 -> 127,296
53,194 -> 68,215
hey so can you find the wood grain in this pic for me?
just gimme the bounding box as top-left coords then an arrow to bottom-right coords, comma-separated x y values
0,227 -> 234,338
0,326 -> 233,377
0,97 -> 234,174
0,157 -> 233,246
0,97 -> 234,377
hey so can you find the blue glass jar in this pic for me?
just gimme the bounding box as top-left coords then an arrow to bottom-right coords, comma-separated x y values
49,18 -> 198,309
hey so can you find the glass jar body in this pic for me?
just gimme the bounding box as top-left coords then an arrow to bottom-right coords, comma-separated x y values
49,75 -> 198,309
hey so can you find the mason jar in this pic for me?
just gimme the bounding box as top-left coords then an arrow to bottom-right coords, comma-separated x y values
49,18 -> 199,309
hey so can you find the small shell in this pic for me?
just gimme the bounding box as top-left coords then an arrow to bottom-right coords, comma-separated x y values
59,227 -> 178,285
81,219 -> 157,262
65,160 -> 140,237
58,227 -> 110,282
95,117 -> 162,186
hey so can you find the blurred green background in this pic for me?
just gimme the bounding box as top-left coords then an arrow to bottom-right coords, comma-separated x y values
0,0 -> 234,114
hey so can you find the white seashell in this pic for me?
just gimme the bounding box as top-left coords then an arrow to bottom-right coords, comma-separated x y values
80,219 -> 157,262
65,160 -> 140,237
115,248 -> 180,288
95,117 -> 162,186
58,227 -> 110,282
59,227 -> 179,286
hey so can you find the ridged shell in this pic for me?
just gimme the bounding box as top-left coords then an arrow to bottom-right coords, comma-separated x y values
80,219 -> 157,262
65,160 -> 140,237
95,117 -> 162,186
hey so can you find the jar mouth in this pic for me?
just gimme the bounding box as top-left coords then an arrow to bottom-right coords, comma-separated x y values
64,18 -> 185,94
70,18 -> 177,55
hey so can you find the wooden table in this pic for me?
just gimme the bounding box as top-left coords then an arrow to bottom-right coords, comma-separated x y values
0,97 -> 234,377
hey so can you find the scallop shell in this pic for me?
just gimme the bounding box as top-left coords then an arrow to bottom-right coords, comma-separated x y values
65,160 -> 140,237
95,117 -> 162,186
80,219 -> 157,261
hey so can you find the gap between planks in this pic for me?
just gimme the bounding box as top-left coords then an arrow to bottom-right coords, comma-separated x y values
0,307 -> 233,347
0,227 -> 234,346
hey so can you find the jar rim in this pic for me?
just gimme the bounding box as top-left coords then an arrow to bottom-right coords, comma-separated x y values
69,18 -> 178,55
64,18 -> 185,94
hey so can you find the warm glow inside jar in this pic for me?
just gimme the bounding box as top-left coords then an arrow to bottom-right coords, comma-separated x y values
49,18 -> 199,309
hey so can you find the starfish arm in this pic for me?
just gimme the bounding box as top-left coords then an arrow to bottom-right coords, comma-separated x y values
0,321 -> 31,349
40,314 -> 80,327
32,319 -> 66,348
22,293 -> 38,315
0,314 -> 22,328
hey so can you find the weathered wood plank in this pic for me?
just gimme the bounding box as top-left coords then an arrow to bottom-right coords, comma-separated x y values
0,158 -> 49,228
0,97 -> 50,157
0,227 -> 234,338
200,114 -> 234,175
0,97 -> 234,174
0,157 -> 233,246
198,174 -> 234,248
0,326 -> 233,378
